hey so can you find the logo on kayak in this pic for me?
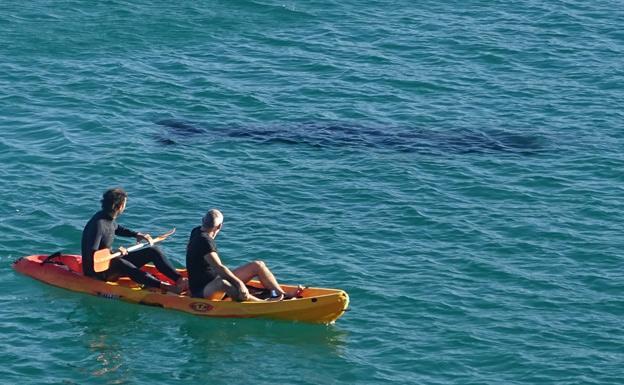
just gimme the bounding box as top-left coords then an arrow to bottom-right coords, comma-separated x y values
190,302 -> 214,312
96,292 -> 121,300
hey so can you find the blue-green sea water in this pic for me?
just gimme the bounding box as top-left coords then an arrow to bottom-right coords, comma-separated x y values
1,1 -> 623,384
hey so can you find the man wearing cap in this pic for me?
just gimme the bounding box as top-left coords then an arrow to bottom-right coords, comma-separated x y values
185,209 -> 286,301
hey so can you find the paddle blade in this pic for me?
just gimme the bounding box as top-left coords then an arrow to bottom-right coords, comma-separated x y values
93,249 -> 115,273
155,228 -> 176,242
91,228 -> 175,273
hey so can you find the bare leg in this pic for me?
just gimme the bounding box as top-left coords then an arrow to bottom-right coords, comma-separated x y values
202,277 -> 262,302
201,278 -> 228,300
232,260 -> 285,297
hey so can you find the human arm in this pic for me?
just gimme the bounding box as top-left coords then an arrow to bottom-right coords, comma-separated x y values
115,224 -> 139,238
204,251 -> 250,300
115,225 -> 154,249
81,220 -> 104,276
135,232 -> 154,245
115,233 -> 152,257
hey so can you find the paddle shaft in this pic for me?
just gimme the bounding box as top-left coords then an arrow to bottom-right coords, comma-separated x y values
93,228 -> 175,272
103,241 -> 152,260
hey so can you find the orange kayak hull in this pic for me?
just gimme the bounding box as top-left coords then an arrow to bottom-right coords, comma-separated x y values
12,254 -> 349,324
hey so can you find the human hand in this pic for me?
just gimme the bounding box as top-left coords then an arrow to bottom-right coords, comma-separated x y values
118,246 -> 129,256
237,285 -> 250,301
136,233 -> 154,245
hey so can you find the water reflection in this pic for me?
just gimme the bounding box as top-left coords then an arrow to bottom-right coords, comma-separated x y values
67,297 -> 350,384
172,316 -> 351,383
177,316 -> 349,356
68,298 -> 140,384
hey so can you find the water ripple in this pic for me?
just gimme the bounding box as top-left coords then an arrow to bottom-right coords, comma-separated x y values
2,1 -> 624,384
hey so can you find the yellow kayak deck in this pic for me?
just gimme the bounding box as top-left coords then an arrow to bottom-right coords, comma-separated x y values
13,254 -> 349,324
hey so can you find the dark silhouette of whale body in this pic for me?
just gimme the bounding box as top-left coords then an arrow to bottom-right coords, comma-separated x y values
155,119 -> 544,155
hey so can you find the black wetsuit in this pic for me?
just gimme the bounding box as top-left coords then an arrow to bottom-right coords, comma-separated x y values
186,226 -> 218,297
81,210 -> 181,288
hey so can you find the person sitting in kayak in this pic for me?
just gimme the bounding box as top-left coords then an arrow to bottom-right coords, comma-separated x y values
186,209 -> 286,301
81,188 -> 188,294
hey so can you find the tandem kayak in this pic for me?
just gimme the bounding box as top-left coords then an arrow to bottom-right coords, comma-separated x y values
12,254 -> 349,324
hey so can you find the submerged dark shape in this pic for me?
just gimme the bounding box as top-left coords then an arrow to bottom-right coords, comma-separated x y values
156,119 -> 206,135
154,136 -> 178,146
154,119 -> 207,145
154,119 -> 545,155
424,129 -> 544,155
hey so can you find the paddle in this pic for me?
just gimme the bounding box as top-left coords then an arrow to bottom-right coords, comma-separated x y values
93,228 -> 176,273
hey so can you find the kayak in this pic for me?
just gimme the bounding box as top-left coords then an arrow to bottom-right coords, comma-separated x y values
12,254 -> 349,324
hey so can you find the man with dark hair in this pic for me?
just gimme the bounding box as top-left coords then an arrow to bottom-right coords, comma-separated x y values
81,188 -> 188,294
186,209 -> 286,301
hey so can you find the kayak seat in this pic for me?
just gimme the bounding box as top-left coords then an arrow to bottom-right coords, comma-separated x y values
41,253 -> 83,274
109,277 -> 142,289
58,255 -> 83,274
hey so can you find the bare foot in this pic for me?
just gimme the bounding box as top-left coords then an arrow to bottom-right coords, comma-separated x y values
161,282 -> 184,295
285,285 -> 306,299
175,277 -> 189,293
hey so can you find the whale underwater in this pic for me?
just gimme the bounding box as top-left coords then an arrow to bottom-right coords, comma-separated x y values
154,119 -> 545,155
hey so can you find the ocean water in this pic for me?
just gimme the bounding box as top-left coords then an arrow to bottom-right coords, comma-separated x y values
1,1 -> 623,384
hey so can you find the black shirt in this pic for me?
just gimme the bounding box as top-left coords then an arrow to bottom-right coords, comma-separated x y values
186,226 -> 218,296
81,210 -> 138,277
